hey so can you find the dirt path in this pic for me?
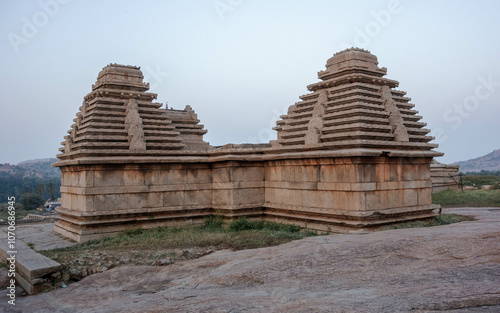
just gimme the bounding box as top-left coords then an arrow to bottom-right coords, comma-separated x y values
4,207 -> 500,313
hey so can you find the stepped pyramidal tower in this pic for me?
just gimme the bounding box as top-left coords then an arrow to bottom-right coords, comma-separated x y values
54,49 -> 443,242
273,48 -> 435,152
60,63 -> 209,160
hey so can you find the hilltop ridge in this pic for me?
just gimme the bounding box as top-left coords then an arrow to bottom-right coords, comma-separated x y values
453,149 -> 500,173
0,158 -> 59,179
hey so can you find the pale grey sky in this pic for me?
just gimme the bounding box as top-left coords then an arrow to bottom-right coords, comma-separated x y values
1,0 -> 499,164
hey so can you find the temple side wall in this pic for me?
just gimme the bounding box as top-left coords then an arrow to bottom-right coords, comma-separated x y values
264,157 -> 434,232
54,156 -> 435,242
212,161 -> 266,218
430,163 -> 460,193
55,163 -> 215,242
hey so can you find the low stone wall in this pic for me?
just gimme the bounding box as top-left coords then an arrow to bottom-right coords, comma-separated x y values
430,162 -> 460,193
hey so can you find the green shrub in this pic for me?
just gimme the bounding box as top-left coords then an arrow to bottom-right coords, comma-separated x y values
262,221 -> 301,233
203,215 -> 223,230
228,217 -> 302,233
302,229 -> 319,237
169,226 -> 183,234
228,216 -> 258,231
124,227 -> 145,236
156,226 -> 168,233
462,174 -> 500,187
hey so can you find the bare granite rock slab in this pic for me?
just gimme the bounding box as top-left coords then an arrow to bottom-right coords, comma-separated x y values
0,222 -> 77,251
11,207 -> 500,312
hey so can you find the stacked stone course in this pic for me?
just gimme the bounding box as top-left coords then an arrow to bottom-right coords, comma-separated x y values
274,48 -> 435,151
430,160 -> 460,193
61,64 -> 207,159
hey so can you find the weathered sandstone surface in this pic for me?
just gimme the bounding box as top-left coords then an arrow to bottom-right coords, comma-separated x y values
7,207 -> 500,313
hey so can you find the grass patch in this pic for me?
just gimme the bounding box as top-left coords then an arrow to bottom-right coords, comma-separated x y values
0,202 -> 37,220
203,215 -> 224,231
432,189 -> 500,207
383,214 -> 473,230
462,174 -> 500,188
41,216 -> 318,259
228,216 -> 301,233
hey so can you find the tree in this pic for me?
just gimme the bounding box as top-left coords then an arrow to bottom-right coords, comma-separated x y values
35,183 -> 44,196
19,192 -> 45,211
46,182 -> 56,201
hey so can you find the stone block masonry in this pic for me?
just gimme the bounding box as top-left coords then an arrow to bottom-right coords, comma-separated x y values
54,49 -> 443,242
430,160 -> 460,193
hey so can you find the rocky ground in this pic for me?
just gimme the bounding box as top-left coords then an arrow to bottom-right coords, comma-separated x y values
44,247 -> 215,286
2,207 -> 500,312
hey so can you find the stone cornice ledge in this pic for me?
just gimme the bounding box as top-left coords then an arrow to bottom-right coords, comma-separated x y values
52,148 -> 443,167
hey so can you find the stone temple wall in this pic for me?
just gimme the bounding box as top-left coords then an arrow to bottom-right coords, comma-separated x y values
430,161 -> 460,193
54,48 -> 443,242
55,154 -> 434,242
264,156 -> 432,232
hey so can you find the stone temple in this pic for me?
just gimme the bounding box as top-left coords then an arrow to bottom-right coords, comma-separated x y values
54,48 -> 443,242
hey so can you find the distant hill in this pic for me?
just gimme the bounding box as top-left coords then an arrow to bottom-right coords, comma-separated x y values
0,158 -> 60,179
17,158 -> 58,166
0,158 -> 61,202
453,149 -> 500,173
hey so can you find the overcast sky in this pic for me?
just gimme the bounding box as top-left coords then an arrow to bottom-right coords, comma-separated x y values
1,0 -> 499,165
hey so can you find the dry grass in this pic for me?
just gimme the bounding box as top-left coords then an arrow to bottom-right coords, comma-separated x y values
432,190 -> 500,207
42,217 -> 318,258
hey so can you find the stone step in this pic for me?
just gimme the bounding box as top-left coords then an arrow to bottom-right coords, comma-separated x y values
0,234 -> 61,295
321,131 -> 394,142
325,101 -> 385,114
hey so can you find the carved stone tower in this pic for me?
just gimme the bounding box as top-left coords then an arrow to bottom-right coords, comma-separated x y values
274,48 -> 435,152
59,64 -> 208,160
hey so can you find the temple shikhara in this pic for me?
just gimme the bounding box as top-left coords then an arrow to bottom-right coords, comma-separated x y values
54,48 -> 443,242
